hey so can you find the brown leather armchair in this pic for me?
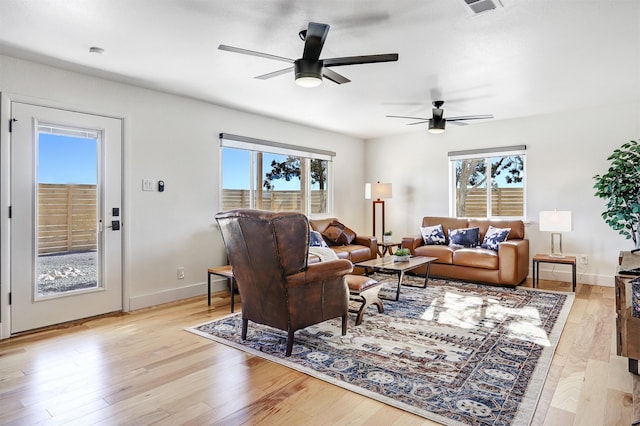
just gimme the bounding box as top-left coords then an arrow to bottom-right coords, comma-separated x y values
215,209 -> 353,356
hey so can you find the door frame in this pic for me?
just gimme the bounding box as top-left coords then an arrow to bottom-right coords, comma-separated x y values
0,93 -> 130,339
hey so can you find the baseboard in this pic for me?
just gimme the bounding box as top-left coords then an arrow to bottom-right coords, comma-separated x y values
532,267 -> 614,287
128,277 -> 228,311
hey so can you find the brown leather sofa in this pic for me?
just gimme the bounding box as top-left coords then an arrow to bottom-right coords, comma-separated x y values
402,216 -> 529,287
216,209 -> 353,356
309,218 -> 377,274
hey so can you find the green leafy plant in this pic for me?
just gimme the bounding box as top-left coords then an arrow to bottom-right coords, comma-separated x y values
394,248 -> 411,257
383,230 -> 392,236
593,140 -> 640,249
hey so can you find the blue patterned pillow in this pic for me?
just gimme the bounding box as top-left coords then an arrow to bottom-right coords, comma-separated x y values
420,224 -> 446,245
309,230 -> 329,248
448,227 -> 480,249
480,226 -> 511,251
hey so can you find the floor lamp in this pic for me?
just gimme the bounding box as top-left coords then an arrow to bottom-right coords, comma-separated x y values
539,210 -> 573,258
365,181 -> 392,237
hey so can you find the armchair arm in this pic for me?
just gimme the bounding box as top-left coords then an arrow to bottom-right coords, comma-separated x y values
402,235 -> 424,254
354,234 -> 378,259
286,259 -> 353,288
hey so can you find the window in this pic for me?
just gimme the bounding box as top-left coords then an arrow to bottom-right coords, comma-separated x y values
449,145 -> 526,218
220,133 -> 333,215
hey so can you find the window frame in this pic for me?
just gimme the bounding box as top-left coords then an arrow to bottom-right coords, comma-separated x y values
219,133 -> 334,216
448,145 -> 527,219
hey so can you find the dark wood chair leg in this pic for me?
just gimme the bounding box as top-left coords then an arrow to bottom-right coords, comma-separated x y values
285,330 -> 295,356
241,318 -> 248,340
342,314 -> 348,335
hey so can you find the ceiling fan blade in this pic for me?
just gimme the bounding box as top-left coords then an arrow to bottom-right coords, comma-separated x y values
218,44 -> 294,64
302,22 -> 330,61
386,115 -> 430,121
322,68 -> 350,84
448,121 -> 469,127
255,67 -> 294,80
446,114 -> 494,122
324,53 -> 399,67
407,120 -> 430,126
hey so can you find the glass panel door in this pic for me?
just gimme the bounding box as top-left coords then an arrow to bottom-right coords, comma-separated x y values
10,102 -> 122,334
36,127 -> 99,298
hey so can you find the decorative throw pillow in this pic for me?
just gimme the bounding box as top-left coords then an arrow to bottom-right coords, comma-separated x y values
480,226 -> 511,251
420,224 -> 446,245
321,222 -> 344,245
448,227 -> 480,249
309,230 -> 329,248
337,225 -> 356,245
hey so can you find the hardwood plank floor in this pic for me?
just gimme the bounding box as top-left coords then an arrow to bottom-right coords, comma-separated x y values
0,279 -> 637,425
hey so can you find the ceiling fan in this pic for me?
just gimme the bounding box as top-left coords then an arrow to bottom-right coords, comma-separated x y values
387,101 -> 494,133
218,22 -> 399,88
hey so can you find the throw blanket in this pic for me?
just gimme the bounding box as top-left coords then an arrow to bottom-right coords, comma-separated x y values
308,246 -> 339,262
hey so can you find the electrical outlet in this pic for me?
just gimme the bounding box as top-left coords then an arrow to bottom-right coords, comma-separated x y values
177,267 -> 185,279
579,255 -> 588,265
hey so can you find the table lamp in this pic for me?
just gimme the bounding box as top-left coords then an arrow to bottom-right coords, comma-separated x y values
539,210 -> 573,258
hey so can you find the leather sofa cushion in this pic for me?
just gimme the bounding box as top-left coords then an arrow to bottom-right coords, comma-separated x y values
333,245 -> 372,263
453,248 -> 499,270
415,245 -> 454,264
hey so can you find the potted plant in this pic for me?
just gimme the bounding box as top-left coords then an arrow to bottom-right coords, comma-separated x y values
593,140 -> 640,252
383,230 -> 392,244
393,248 -> 411,262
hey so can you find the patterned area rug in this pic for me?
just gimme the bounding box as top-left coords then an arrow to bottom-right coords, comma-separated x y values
186,275 -> 574,425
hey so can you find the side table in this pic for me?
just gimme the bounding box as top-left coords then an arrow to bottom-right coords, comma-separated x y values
207,265 -> 235,312
532,254 -> 576,292
377,241 -> 401,257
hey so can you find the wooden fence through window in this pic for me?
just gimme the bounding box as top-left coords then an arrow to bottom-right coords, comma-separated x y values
38,183 -> 97,255
462,187 -> 524,217
222,189 -> 327,213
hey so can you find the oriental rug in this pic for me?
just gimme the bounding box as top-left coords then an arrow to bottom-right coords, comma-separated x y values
186,275 -> 573,425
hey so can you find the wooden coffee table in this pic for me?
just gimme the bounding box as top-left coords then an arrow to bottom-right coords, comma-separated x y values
355,255 -> 437,301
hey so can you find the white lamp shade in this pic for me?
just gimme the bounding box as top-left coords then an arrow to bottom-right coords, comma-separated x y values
371,182 -> 392,200
539,211 -> 573,232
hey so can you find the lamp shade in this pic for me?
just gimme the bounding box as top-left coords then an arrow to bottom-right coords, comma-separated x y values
371,182 -> 392,200
539,211 -> 573,232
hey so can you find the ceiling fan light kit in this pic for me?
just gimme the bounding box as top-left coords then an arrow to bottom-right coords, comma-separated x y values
294,59 -> 323,87
428,120 -> 446,134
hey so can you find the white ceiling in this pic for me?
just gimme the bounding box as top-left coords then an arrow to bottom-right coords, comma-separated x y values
1,0 -> 639,139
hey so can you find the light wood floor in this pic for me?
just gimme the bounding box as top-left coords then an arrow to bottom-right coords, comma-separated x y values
1,279 -> 638,425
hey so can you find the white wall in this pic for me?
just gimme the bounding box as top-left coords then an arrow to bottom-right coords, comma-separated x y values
365,101 -> 640,285
0,55 -> 368,329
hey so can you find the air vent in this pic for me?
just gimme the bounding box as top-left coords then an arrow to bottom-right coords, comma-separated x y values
461,0 -> 503,15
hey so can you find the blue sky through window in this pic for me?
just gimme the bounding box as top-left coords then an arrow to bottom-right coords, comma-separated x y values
222,148 -> 302,191
38,133 -> 97,184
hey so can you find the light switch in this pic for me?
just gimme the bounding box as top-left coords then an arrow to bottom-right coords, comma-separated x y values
142,179 -> 154,191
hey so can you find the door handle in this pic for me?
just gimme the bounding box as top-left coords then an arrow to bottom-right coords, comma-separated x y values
108,220 -> 121,231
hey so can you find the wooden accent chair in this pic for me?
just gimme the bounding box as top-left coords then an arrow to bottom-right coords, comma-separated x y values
215,209 -> 353,356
